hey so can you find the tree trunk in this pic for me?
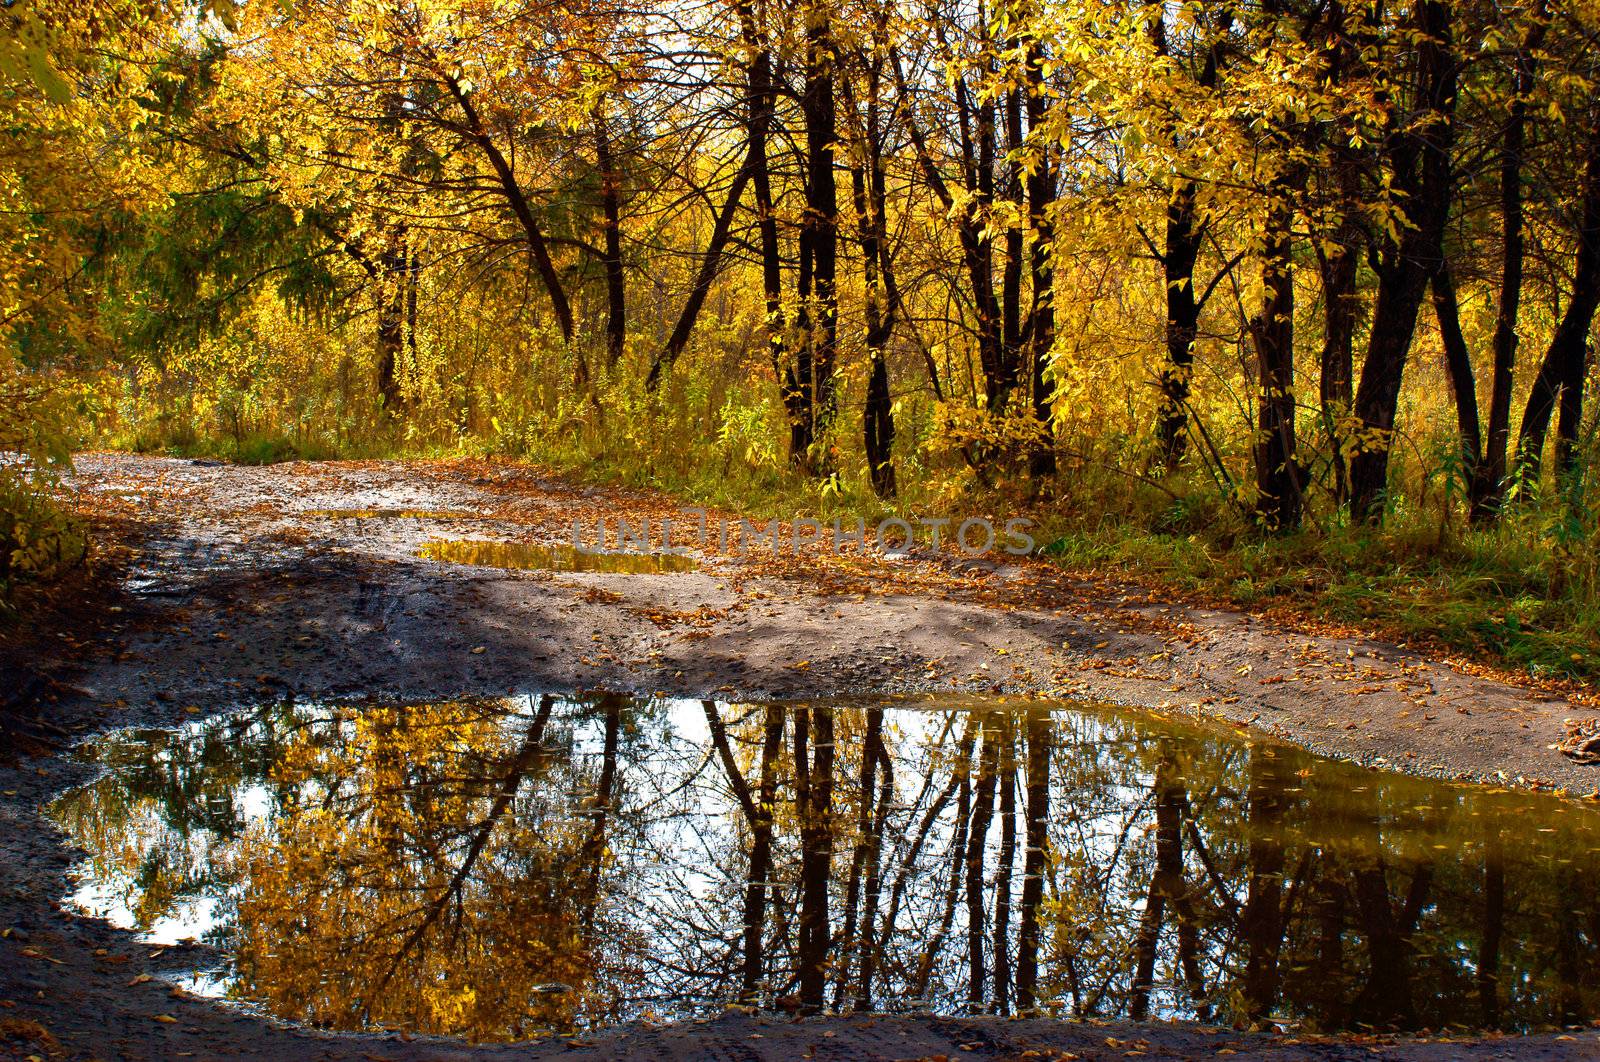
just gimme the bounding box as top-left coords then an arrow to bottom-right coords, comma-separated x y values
1002,83 -> 1025,387
595,105 -> 626,367
1015,708 -> 1051,1013
1515,105 -> 1600,488
992,722 -> 1017,1014
444,76 -> 575,349
793,704 -> 835,1012
1156,185 -> 1204,472
1476,8 -> 1548,518
1347,0 -> 1458,522
965,713 -> 999,1009
1318,207 -> 1360,505
1146,3 -> 1224,471
792,1 -> 839,473
849,63 -> 898,499
1129,749 -> 1184,1021
1430,264 -> 1486,496
734,15 -> 790,434
835,705 -> 882,1007
1240,749 -> 1290,1020
579,694 -> 622,935
377,236 -> 406,415
1025,48 -> 1058,479
853,718 -> 892,1010
1252,194 -> 1303,530
1315,1 -> 1367,507
913,734 -> 972,1000
970,73 -> 1012,410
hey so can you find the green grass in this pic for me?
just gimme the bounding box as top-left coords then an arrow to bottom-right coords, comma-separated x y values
1033,517 -> 1599,684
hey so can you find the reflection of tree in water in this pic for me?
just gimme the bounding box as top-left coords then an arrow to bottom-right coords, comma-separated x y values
231,695 -> 629,1038
53,695 -> 1600,1040
51,702 -> 320,946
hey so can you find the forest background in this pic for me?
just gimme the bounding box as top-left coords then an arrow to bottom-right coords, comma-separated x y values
3,0 -> 1600,681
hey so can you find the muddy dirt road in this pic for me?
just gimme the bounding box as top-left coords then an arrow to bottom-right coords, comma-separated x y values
2,453 -> 1597,1060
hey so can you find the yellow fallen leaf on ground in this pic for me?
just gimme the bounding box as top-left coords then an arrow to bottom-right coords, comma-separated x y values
152,1014 -> 179,1024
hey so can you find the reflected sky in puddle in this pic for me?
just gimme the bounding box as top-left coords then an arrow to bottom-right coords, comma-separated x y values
418,539 -> 699,573
50,695 -> 1600,1042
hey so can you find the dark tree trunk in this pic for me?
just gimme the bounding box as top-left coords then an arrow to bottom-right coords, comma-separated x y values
1516,105 -> 1600,487
970,75 -> 1012,410
444,76 -> 575,349
1015,708 -> 1051,1013
1146,3 -> 1224,471
864,345 -> 896,496
704,701 -> 785,1001
1129,750 -> 1185,1021
1554,344 -> 1589,475
377,237 -> 406,415
1315,1 -> 1367,506
1025,49 -> 1058,479
1252,194 -> 1303,530
1240,749 -> 1290,1020
793,704 -> 835,1012
835,705 -> 882,1007
965,714 -> 999,1009
853,716 -> 892,1009
849,62 -> 898,499
579,694 -> 623,935
791,3 -> 839,472
1476,8 -> 1548,518
1155,185 -> 1204,472
1002,83 -> 1025,383
992,723 -> 1017,1015
737,20 -> 790,432
595,106 -> 626,367
914,724 -> 975,999
1430,264 -> 1486,493
1318,206 -> 1360,505
1347,0 -> 1458,522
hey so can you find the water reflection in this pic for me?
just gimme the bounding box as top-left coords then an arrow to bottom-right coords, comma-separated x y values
51,695 -> 1600,1041
306,509 -> 477,520
418,540 -> 699,573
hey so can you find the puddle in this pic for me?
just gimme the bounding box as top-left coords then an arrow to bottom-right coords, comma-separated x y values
305,509 -> 476,520
51,695 -> 1600,1041
418,539 -> 698,573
